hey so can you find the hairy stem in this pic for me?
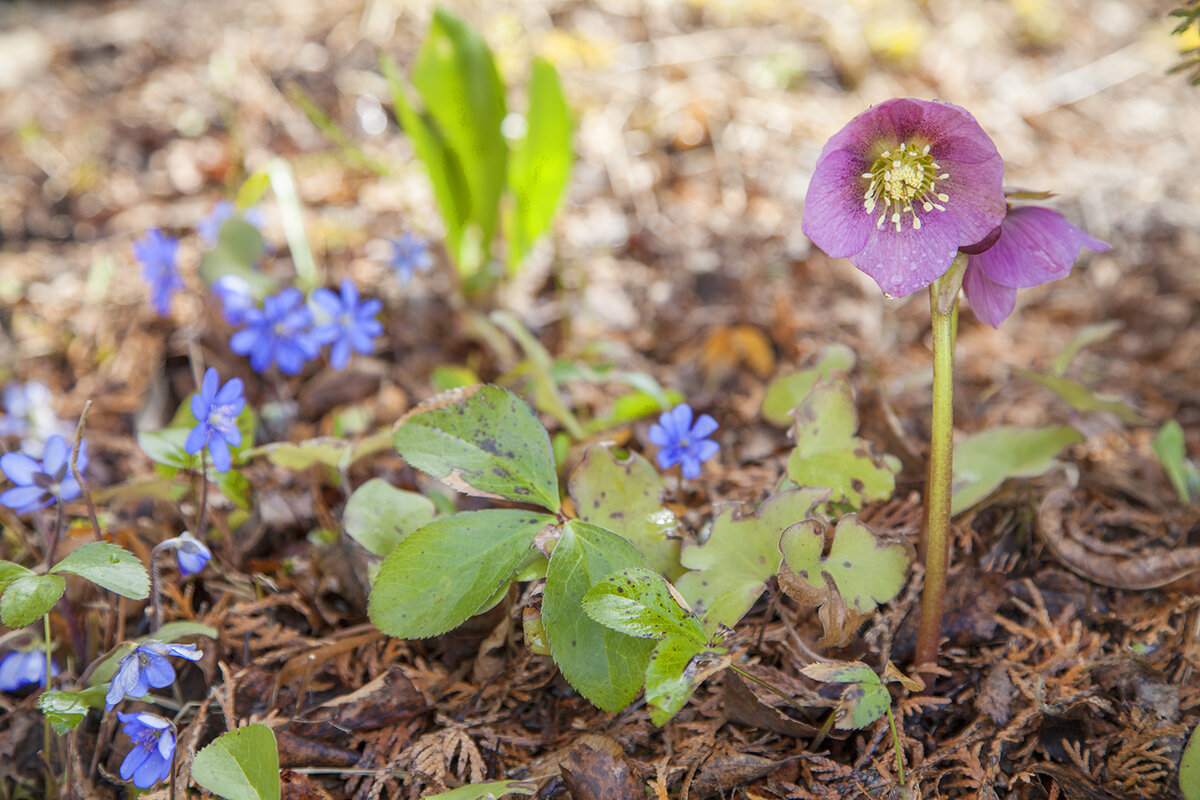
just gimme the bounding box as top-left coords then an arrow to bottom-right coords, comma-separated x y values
886,703 -> 905,785
913,256 -> 964,675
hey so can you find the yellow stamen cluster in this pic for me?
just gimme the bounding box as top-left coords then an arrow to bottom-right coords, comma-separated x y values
862,142 -> 950,232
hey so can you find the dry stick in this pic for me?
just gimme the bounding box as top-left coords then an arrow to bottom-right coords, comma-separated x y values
69,401 -> 103,542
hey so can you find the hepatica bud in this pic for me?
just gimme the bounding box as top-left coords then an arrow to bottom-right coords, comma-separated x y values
802,98 -> 1007,298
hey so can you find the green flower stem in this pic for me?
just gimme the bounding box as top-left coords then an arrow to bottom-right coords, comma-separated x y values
913,255 -> 966,674
886,703 -> 905,785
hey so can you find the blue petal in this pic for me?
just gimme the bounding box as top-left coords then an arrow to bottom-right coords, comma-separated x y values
209,436 -> 232,473
0,452 -> 40,485
1,485 -> 49,512
690,414 -> 719,440
200,368 -> 219,404
680,457 -> 702,480
329,339 -> 350,371
184,424 -> 208,456
668,404 -> 694,436
42,436 -> 69,475
133,751 -> 170,788
120,744 -> 151,782
647,424 -> 671,448
694,439 -> 720,462
143,655 -> 177,688
214,377 -> 244,406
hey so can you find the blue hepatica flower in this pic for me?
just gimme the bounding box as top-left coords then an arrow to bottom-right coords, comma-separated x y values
184,368 -> 245,473
198,200 -> 265,248
0,435 -> 88,514
388,232 -> 433,283
134,229 -> 185,317
0,648 -> 60,692
311,279 -> 384,370
230,287 -> 320,375
117,712 -> 176,789
168,532 -> 212,576
105,641 -> 203,710
647,403 -> 720,480
211,275 -> 257,326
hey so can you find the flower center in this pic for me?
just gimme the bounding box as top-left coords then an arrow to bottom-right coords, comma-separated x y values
861,142 -> 950,233
208,404 -> 239,435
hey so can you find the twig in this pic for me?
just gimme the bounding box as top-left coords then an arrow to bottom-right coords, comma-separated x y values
69,401 -> 103,543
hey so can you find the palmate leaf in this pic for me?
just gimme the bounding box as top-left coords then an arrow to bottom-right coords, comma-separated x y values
393,385 -> 560,511
762,343 -> 856,427
778,516 -> 909,615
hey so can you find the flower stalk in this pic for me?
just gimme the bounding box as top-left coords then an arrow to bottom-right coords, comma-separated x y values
913,255 -> 965,673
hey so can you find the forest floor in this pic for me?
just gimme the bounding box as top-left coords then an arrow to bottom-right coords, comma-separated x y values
1,0 -> 1199,798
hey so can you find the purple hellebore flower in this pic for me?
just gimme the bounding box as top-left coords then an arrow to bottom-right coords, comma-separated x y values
117,712 -> 176,789
962,205 -> 1110,327
388,232 -> 434,283
104,640 -> 203,710
229,287 -> 321,375
184,368 -> 245,473
311,279 -> 384,370
648,403 -> 720,480
802,98 -> 1007,298
134,229 -> 185,317
0,435 -> 88,514
0,648 -> 59,692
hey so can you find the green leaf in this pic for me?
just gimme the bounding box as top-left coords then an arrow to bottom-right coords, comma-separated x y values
393,385 -> 560,511
412,7 -> 507,277
425,780 -> 537,800
214,468 -> 253,511
543,520 -> 655,712
507,57 -> 573,271
779,516 -> 909,614
138,427 -> 195,470
343,479 -> 437,557
675,489 -> 826,628
38,686 -> 108,734
491,310 -> 586,440
1012,367 -> 1144,424
786,377 -> 897,509
0,561 -> 34,594
368,510 -> 551,639
199,219 -> 275,298
1153,421 -> 1198,504
762,344 -> 856,427
0,574 -> 66,627
1051,320 -> 1122,376
582,567 -> 705,644
267,158 -> 319,292
951,425 -> 1084,515
644,635 -> 707,726
800,661 -> 890,730
381,53 -> 469,263
192,723 -> 281,800
50,542 -> 149,600
1182,723 -> 1200,800
570,445 -> 682,579
242,433 -> 392,471
236,169 -> 271,210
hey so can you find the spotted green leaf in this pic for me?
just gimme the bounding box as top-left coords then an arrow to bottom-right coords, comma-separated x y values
675,488 -> 827,627
800,661 -> 889,730
393,385 -> 560,511
786,377 -> 897,509
543,520 -> 654,712
645,634 -> 708,726
582,567 -> 704,644
570,445 -> 682,579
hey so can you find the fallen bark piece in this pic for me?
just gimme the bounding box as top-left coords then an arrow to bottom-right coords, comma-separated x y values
559,744 -> 644,800
1037,487 -> 1200,590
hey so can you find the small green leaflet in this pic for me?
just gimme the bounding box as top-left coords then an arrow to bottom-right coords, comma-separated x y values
800,661 -> 921,731
582,567 -> 705,644
38,686 -> 108,734
393,385 -> 561,512
192,723 -> 281,800
0,561 -> 33,594
951,425 -> 1083,515
543,520 -> 655,713
1153,421 -> 1199,505
368,510 -> 551,639
343,478 -> 437,557
762,344 -> 856,427
786,377 -> 897,509
426,780 -> 537,800
1011,367 -> 1144,424
0,574 -> 66,628
676,488 -> 827,628
644,635 -> 709,726
570,445 -> 682,579
50,542 -> 149,599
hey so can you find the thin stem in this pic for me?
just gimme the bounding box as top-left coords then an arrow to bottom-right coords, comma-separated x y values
69,402 -> 103,542
149,540 -> 172,633
913,257 -> 965,675
43,613 -> 56,799
196,450 -> 209,539
886,703 -> 905,786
